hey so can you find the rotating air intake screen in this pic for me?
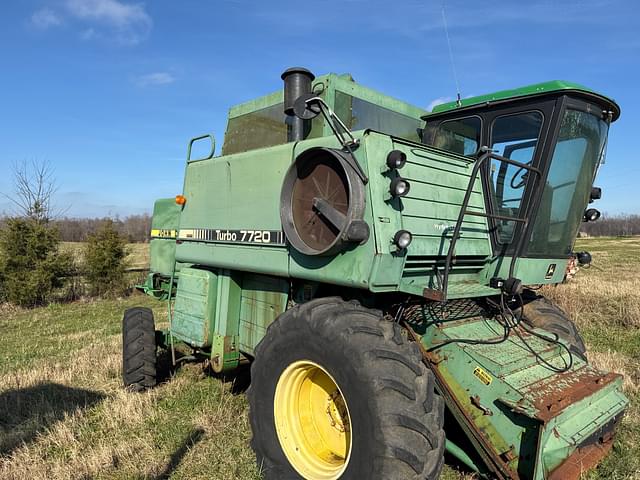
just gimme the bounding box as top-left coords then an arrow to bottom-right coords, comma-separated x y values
280,147 -> 368,256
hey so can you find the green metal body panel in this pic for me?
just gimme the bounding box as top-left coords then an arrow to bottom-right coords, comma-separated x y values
172,267 -> 218,347
137,198 -> 183,299
238,274 -> 289,356
209,270 -> 242,372
177,126 -> 570,299
175,142 -> 292,276
149,198 -> 181,276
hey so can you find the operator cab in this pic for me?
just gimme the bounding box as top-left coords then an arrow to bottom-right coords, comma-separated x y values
421,81 -> 618,259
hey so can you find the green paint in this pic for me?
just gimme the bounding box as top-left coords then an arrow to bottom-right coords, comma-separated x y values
171,267 -> 218,347
238,274 -> 289,355
149,198 -> 182,277
210,270 -> 242,372
428,80 -> 620,119
445,439 -> 482,473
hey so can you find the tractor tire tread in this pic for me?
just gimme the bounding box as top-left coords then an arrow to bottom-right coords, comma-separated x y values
248,297 -> 445,480
122,307 -> 157,391
521,292 -> 587,359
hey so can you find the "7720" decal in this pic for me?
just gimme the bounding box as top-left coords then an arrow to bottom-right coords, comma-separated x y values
178,228 -> 285,246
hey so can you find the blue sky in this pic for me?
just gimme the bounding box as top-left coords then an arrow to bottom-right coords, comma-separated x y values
0,0 -> 638,218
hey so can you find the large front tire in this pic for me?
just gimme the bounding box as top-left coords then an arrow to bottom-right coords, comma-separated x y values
248,298 -> 445,480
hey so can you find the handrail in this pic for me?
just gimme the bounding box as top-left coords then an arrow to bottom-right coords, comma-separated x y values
187,133 -> 216,163
439,146 -> 542,300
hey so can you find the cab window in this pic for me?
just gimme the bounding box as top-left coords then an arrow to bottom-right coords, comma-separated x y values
489,111 -> 543,243
423,116 -> 481,156
335,92 -> 423,142
222,103 -> 287,156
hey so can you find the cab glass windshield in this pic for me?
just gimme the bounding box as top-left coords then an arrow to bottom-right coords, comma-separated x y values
528,108 -> 608,255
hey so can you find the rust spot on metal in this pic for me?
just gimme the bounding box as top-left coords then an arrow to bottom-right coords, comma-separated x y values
530,370 -> 620,422
422,288 -> 444,301
548,436 -> 614,480
501,445 -> 516,463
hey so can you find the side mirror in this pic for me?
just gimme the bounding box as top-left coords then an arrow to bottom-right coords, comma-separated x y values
293,93 -> 322,120
187,133 -> 215,163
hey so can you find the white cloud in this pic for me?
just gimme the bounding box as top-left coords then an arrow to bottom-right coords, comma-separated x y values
65,0 -> 152,44
427,96 -> 453,111
29,0 -> 152,45
65,0 -> 151,29
135,72 -> 176,87
31,8 -> 63,29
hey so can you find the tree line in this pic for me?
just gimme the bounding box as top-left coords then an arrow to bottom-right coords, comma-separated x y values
579,214 -> 640,237
0,214 -> 151,243
4,212 -> 637,243
52,214 -> 151,243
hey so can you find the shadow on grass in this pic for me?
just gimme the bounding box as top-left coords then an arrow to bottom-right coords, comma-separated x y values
202,363 -> 252,395
0,382 -> 105,456
153,427 -> 206,480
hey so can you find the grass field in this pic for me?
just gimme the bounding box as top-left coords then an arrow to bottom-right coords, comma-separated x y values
0,238 -> 638,479
60,242 -> 150,271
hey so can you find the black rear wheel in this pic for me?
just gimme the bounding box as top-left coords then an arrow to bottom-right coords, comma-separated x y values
520,292 -> 587,360
248,298 -> 445,480
122,307 -> 157,391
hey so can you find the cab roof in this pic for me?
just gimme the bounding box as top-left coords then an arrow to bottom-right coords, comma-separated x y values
425,80 -> 620,121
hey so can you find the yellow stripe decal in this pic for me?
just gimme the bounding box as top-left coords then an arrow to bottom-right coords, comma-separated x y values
150,229 -> 177,239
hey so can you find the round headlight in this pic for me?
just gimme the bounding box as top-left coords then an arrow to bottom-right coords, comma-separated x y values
393,230 -> 412,250
390,177 -> 411,197
386,150 -> 407,170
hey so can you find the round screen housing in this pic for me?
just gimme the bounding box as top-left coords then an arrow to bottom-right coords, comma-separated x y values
280,147 -> 368,256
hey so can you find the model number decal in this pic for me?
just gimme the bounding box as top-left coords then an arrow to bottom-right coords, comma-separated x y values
178,228 -> 285,245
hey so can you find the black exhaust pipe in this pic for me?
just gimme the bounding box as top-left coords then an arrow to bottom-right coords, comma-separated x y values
281,67 -> 315,142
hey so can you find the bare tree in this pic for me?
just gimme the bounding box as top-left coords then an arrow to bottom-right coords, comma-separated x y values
2,160 -> 64,223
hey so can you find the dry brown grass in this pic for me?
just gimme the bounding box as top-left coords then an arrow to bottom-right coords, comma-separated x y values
1,237 -> 638,479
61,242 -> 150,270
0,297 -> 260,480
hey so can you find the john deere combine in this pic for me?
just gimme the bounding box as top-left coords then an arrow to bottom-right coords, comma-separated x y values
123,68 -> 628,479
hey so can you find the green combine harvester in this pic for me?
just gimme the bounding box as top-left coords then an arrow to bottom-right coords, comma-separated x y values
123,68 -> 628,479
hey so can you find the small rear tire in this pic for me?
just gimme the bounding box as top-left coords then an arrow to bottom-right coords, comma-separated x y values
122,307 -> 157,391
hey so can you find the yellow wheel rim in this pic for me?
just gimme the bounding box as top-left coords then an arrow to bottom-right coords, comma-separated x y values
274,360 -> 352,480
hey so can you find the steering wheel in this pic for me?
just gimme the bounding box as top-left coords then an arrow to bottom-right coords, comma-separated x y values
509,162 -> 531,189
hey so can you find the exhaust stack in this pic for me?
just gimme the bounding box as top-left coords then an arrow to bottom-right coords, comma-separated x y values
281,67 -> 315,142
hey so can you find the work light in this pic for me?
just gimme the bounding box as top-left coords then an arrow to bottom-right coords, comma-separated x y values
393,230 -> 412,250
390,177 -> 411,197
583,208 -> 600,222
576,251 -> 592,265
386,150 -> 407,170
